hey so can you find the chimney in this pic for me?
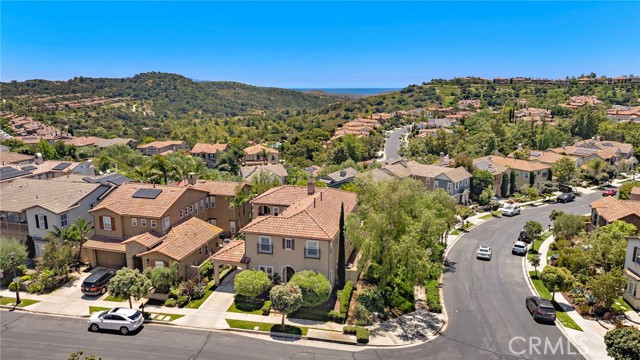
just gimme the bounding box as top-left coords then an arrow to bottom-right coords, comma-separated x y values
34,152 -> 43,165
314,198 -> 316,208
340,169 -> 346,177
574,139 -> 579,146
187,172 -> 196,186
596,135 -> 601,142
517,143 -> 522,150
440,152 -> 445,163
307,175 -> 315,195
562,142 -> 567,149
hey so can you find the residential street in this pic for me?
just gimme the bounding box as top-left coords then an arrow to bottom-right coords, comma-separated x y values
383,126 -> 408,161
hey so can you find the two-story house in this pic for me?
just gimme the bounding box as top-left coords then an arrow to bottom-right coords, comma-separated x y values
0,177 -> 110,256
473,158 -> 508,197
623,236 -> 640,310
243,144 -> 279,165
190,143 -> 229,168
137,141 -> 187,156
475,155 -> 550,191
240,163 -> 288,184
320,167 -> 358,188
589,196 -> 640,230
241,181 -> 358,286
82,183 -> 223,278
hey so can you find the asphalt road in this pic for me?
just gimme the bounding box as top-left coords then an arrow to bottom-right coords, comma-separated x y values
1,193 -> 600,360
383,126 -> 408,161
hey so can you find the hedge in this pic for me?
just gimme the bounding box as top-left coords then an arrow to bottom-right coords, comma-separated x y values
343,325 -> 369,344
339,280 -> 354,315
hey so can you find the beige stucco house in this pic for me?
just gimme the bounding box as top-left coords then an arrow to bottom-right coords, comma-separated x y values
243,144 -> 279,165
624,237 -> 640,310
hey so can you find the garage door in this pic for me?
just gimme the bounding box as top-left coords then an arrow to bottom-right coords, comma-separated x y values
95,251 -> 126,269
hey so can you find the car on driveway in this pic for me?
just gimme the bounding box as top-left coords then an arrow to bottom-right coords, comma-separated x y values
526,296 -> 556,323
502,204 -> 521,217
557,192 -> 575,203
88,307 -> 144,335
476,245 -> 492,260
81,269 -> 116,296
602,188 -> 617,196
512,241 -> 528,256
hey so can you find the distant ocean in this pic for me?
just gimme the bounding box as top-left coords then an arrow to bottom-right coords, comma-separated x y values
291,88 -> 401,95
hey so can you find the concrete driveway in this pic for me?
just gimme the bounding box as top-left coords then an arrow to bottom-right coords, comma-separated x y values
51,266 -> 110,300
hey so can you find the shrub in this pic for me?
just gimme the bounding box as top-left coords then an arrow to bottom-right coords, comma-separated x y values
144,262 -> 178,294
39,269 -> 58,290
169,286 -> 181,299
261,301 -> 271,315
164,298 -> 177,307
354,302 -> 372,326
38,241 -> 75,276
357,289 -> 384,313
328,310 -> 345,322
20,275 -> 30,282
176,279 -> 205,300
364,263 -> 382,284
8,281 -> 19,291
389,292 -> 414,313
343,326 -> 370,344
289,270 -> 331,307
339,280 -> 354,314
177,295 -> 189,307
27,282 -> 44,294
0,237 -> 28,277
199,260 -> 214,278
234,270 -> 270,298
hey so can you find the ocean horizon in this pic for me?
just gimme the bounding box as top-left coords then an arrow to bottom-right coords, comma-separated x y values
291,88 -> 401,95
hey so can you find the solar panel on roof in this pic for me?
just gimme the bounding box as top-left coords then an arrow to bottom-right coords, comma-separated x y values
21,165 -> 37,171
530,151 -> 541,157
574,148 -> 596,155
132,188 -> 163,199
0,166 -> 32,181
52,162 -> 72,171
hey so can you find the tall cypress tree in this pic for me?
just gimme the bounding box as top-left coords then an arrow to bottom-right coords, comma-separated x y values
338,202 -> 346,288
501,172 -> 510,198
509,170 -> 517,195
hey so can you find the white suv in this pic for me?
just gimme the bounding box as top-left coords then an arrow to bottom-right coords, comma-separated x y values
502,204 -> 521,217
512,241 -> 528,256
88,307 -> 144,335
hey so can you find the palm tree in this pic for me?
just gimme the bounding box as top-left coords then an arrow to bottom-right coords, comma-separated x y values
227,185 -> 253,230
72,218 -> 94,262
148,155 -> 171,184
47,225 -> 78,244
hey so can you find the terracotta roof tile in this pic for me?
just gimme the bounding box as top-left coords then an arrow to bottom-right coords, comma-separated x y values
477,155 -> 550,172
138,217 -> 223,261
590,197 -> 640,222
83,237 -> 126,253
244,144 -> 278,155
190,180 -> 250,197
0,151 -> 33,164
190,143 -> 229,154
137,140 -> 185,149
210,240 -> 247,263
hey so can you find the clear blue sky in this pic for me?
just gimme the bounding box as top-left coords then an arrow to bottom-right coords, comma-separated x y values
2,1 -> 639,87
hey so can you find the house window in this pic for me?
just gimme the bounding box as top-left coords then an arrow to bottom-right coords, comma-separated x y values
634,247 -> 640,266
330,242 -> 333,256
524,172 -> 529,179
284,238 -> 294,250
60,213 -> 68,228
180,210 -> 183,219
151,219 -> 157,228
200,200 -> 204,212
305,240 -> 320,259
205,244 -> 209,255
141,218 -> 147,227
258,265 -> 274,277
210,219 -> 217,226
258,236 -> 272,254
210,197 -> 216,208
162,216 -> 170,231
36,214 -> 47,229
131,218 -> 138,227
434,182 -> 438,189
628,280 -> 638,297
103,216 -> 112,231
465,178 -> 469,186
190,205 -> 194,213
185,207 -> 188,215
230,221 -> 237,234
194,202 -> 198,215
273,207 -> 279,216
447,182 -> 451,191
455,182 -> 459,190
199,247 -> 202,255
154,261 -> 164,268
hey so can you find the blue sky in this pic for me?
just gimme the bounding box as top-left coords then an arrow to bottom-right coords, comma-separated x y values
2,1 -> 639,87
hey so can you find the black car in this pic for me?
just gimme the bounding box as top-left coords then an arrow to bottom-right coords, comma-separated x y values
526,296 -> 556,323
557,192 -> 575,203
518,229 -> 532,243
82,269 -> 116,296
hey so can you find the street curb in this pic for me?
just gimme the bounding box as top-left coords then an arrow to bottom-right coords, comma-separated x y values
0,305 -> 90,319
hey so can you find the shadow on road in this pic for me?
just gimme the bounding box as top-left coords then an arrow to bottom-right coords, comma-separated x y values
443,260 -> 457,274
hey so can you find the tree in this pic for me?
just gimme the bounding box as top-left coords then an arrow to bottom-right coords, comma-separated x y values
530,254 -> 541,277
269,283 -> 304,325
618,181 -> 640,200
549,209 -> 564,222
226,185 -> 253,229
553,213 -> 585,241
471,169 -> 494,197
588,271 -> 626,309
144,262 -> 178,293
524,221 -> 543,252
478,187 -> 494,205
35,139 -> 56,160
250,171 -> 281,196
529,171 -> 536,186
540,181 -> 558,201
148,155 -> 171,184
605,327 -> 640,360
72,218 -> 94,262
586,221 -> 637,272
540,266 -> 575,301
0,237 -> 28,276
586,159 -> 607,184
108,268 -> 151,308
47,225 -> 78,244
289,270 -> 331,307
509,170 -> 517,196
453,153 -> 474,173
500,172 -> 510,198
39,240 -> 75,275
524,186 -> 540,201
553,157 -> 578,188
234,270 -> 270,298
337,202 -> 346,287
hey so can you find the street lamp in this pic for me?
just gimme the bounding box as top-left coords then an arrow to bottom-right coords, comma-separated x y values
9,252 -> 21,305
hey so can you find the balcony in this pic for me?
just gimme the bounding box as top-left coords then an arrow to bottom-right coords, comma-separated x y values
0,222 -> 29,233
257,243 -> 273,254
304,248 -> 321,259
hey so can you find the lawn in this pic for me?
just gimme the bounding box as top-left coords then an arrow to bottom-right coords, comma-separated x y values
478,214 -> 493,220
184,267 -> 232,309
145,312 -> 184,322
611,297 -> 633,313
104,294 -> 124,302
527,232 -> 552,261
89,306 -> 111,314
225,319 -> 309,336
450,229 -> 462,236
529,271 -> 583,331
227,299 -> 271,315
0,297 -> 39,307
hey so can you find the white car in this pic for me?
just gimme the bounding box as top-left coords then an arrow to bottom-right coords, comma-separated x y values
502,204 -> 521,217
476,245 -> 492,260
88,307 -> 144,335
512,241 -> 528,256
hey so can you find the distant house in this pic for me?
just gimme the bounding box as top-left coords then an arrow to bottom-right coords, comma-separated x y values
355,168 -> 393,183
426,118 -> 457,128
548,137 -> 635,167
0,157 -> 96,183
190,143 -> 229,168
240,164 -> 288,184
0,177 -> 110,256
93,138 -> 138,149
589,197 -> 640,230
631,187 -> 640,201
473,158 -> 508,196
474,155 -> 550,191
0,151 -> 33,166
137,141 -> 187,156
320,167 -> 358,188
623,236 -> 640,310
243,144 -> 279,165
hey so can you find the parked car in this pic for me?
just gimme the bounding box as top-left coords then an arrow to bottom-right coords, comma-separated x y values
476,245 -> 492,260
81,269 -> 116,296
518,229 -> 532,243
549,253 -> 559,266
502,204 -> 521,217
602,189 -> 617,196
512,241 -> 528,256
526,296 -> 556,323
88,307 -> 144,335
557,192 -> 575,203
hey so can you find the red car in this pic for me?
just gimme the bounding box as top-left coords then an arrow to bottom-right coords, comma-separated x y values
602,189 -> 617,196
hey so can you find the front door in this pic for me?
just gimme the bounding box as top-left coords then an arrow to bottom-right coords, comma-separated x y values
133,257 -> 143,271
282,266 -> 295,282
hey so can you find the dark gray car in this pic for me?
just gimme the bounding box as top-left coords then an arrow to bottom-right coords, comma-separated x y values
82,269 -> 116,296
557,192 -> 575,203
526,296 -> 556,323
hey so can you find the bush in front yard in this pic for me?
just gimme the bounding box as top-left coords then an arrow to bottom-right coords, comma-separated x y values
164,298 -> 177,307
354,303 -> 372,326
8,281 -> 19,291
177,295 -> 189,307
144,262 -> 178,294
339,280 -> 354,314
199,260 -> 214,278
289,270 -> 331,307
0,237 -> 28,281
234,270 -> 270,298
344,326 -> 370,344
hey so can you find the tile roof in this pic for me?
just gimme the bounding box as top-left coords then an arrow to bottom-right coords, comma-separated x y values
82,237 -> 126,253
122,231 -> 164,248
382,160 -> 472,182
64,136 -> 100,147
190,143 -> 229,154
355,168 -> 393,182
90,183 -> 207,217
138,217 -> 223,261
631,186 -> 640,197
477,155 -> 550,172
526,151 -> 577,165
93,138 -> 136,148
590,196 -> 640,223
320,167 -> 359,183
0,177 -> 108,213
243,186 -> 358,241
0,151 -> 33,164
440,166 -> 473,183
137,140 -> 185,149
210,240 -> 247,264
240,164 -> 288,180
189,180 -> 250,197
244,144 -> 278,155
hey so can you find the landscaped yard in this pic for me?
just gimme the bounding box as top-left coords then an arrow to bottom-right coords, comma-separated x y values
145,312 -> 184,322
529,271 -> 583,331
104,294 -> 124,302
527,232 -> 552,260
450,229 -> 462,236
478,214 -> 493,220
183,267 -> 231,309
611,297 -> 633,313
89,306 -> 111,314
228,298 -> 271,315
225,319 -> 309,336
0,297 -> 39,307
